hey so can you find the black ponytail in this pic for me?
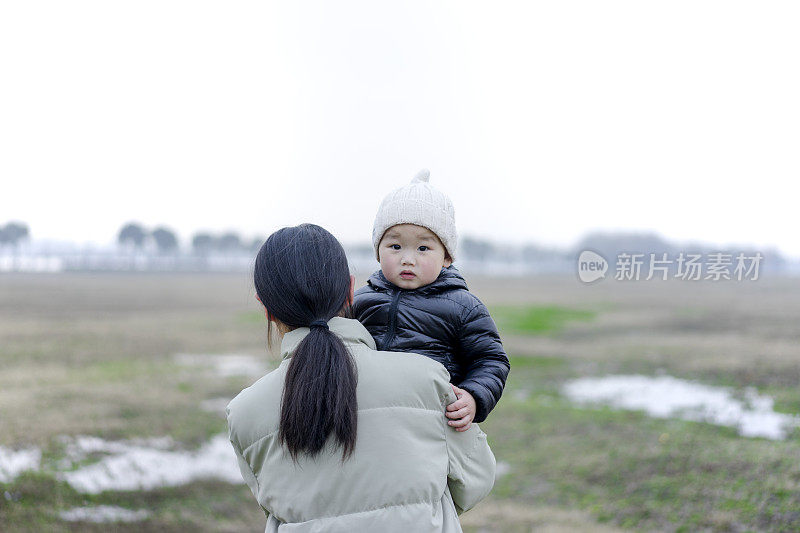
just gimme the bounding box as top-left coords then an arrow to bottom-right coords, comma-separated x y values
253,224 -> 357,463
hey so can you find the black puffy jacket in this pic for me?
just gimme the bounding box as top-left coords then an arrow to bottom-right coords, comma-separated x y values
353,265 -> 510,423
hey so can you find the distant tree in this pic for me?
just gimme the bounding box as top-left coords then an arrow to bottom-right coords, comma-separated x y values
117,222 -> 146,249
349,243 -> 374,256
522,244 -> 552,261
217,232 -> 242,252
151,226 -> 179,253
572,230 -> 675,265
192,232 -> 214,254
1,221 -> 30,247
248,236 -> 265,252
460,236 -> 494,262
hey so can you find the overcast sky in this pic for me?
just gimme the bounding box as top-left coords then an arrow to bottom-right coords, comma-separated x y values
2,1 -> 798,257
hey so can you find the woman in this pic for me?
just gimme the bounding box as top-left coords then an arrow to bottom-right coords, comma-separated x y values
226,223 -> 496,532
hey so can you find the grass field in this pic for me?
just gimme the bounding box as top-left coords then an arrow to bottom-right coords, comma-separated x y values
1,272 -> 799,531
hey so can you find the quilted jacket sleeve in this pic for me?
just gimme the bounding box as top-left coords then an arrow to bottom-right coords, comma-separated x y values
446,422 -> 496,514
227,405 -> 270,521
439,366 -> 497,515
455,299 -> 510,423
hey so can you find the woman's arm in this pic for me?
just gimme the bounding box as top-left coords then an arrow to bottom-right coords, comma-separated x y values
227,407 -> 271,521
437,369 -> 497,514
445,418 -> 497,514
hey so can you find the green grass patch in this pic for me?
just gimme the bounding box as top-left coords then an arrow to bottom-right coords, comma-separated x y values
492,305 -> 596,335
100,409 -> 225,446
762,388 -> 800,418
76,358 -> 179,384
507,354 -> 567,370
236,310 -> 264,324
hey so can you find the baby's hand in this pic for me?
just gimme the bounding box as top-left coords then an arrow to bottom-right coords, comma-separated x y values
446,385 -> 476,432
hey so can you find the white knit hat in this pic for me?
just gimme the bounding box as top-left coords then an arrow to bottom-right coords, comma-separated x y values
372,169 -> 457,261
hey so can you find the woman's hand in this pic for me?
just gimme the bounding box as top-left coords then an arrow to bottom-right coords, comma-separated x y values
446,385 -> 476,432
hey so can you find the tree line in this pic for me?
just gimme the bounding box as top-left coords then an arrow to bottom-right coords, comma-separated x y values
0,220 -> 263,254
0,221 -> 30,247
117,222 -> 264,254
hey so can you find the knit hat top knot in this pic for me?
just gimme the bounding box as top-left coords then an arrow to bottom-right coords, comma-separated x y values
371,169 -> 457,262
412,168 -> 430,183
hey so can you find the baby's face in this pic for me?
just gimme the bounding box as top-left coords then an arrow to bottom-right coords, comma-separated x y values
378,224 -> 452,290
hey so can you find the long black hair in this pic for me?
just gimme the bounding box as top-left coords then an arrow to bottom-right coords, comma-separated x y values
253,223 -> 357,463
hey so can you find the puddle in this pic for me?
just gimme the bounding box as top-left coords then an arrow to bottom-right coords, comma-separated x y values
55,435 -> 174,471
174,353 -> 269,377
495,460 -> 511,480
563,375 -> 800,440
1,433 -> 242,492
513,389 -> 531,402
59,433 -> 241,494
0,445 -> 41,483
59,505 -> 151,523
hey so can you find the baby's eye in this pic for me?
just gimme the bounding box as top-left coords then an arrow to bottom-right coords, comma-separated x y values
389,244 -> 401,250
418,246 -> 429,252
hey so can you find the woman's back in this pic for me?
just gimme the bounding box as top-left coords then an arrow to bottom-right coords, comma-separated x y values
226,317 -> 496,532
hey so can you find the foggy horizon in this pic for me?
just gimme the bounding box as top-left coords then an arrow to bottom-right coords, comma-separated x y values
3,220 -> 794,263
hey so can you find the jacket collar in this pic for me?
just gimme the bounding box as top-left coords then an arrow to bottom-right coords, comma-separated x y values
280,316 -> 377,360
366,265 -> 468,295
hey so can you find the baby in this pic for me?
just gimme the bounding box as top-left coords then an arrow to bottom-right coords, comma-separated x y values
353,169 -> 510,431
